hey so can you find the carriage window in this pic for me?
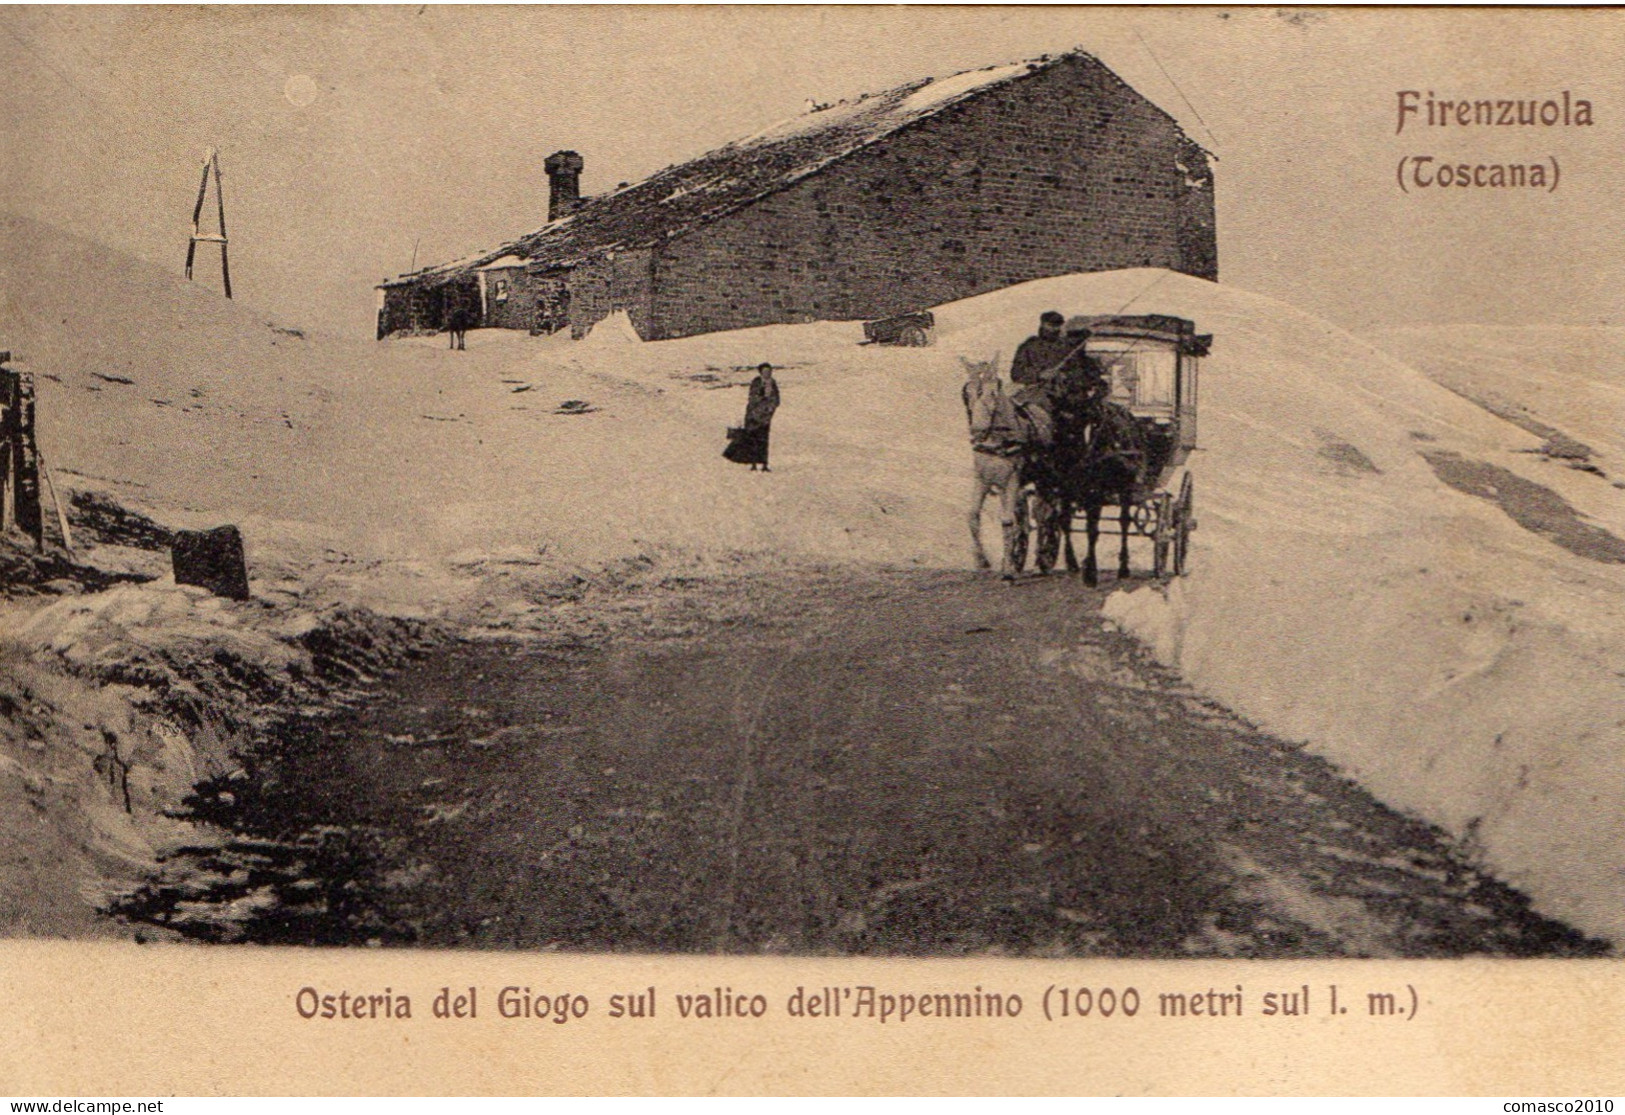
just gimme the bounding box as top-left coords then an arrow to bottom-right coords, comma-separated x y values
1134,349 -> 1177,410
1093,344 -> 1178,414
1108,353 -> 1139,405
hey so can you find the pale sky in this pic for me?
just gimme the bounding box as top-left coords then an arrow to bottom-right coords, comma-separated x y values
3,6 -> 1623,336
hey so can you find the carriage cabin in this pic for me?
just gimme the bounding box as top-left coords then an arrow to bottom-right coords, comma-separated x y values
1079,313 -> 1209,467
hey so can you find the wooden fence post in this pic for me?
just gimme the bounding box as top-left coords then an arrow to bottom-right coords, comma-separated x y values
11,367 -> 43,551
0,356 -> 13,533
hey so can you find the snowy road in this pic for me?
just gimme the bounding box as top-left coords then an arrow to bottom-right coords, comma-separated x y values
123,568 -> 1602,956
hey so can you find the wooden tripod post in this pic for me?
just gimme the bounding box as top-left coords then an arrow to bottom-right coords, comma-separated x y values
184,147 -> 232,299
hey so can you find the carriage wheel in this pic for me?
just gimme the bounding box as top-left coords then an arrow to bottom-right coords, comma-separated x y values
1032,494 -> 1062,573
1035,515 -> 1061,574
1151,493 -> 1173,579
1129,498 -> 1159,538
1172,473 -> 1195,576
898,324 -> 930,347
1008,492 -> 1030,574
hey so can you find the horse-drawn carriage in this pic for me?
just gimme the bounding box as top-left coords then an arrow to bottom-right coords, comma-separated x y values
1013,314 -> 1209,582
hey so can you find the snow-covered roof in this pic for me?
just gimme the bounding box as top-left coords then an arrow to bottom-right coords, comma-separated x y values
383,50 -> 1200,289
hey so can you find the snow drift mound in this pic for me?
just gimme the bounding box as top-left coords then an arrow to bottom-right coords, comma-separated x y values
0,215 -> 964,569
1371,324 -> 1625,477
937,269 -> 1625,944
0,214 -> 389,541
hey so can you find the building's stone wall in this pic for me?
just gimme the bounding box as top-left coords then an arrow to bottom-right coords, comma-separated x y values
378,278 -> 481,337
378,285 -> 436,337
378,54 -> 1217,343
479,266 -> 535,331
529,270 -> 572,335
646,54 -> 1215,339
567,249 -> 654,339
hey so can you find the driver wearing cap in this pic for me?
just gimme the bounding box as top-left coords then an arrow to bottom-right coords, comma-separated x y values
1009,310 -> 1070,386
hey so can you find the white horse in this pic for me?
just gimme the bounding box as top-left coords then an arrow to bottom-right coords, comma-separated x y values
960,355 -> 1029,577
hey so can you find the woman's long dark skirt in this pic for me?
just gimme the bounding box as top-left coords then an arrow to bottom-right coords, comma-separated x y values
723,422 -> 772,466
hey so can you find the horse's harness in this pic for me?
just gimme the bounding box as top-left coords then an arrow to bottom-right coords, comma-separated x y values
966,375 -> 1028,459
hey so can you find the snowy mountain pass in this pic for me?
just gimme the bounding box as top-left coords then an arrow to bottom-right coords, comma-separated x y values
6,214 -> 1625,946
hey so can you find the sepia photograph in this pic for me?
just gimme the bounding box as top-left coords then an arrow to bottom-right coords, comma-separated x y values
1,3 -> 1623,1096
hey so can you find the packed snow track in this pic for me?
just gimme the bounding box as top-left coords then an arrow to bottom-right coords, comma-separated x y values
117,568 -> 1601,957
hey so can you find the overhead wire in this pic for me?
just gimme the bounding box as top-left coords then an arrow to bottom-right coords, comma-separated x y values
1134,29 -> 1221,157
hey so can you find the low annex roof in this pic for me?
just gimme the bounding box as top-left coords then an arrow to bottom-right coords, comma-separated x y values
381,50 -> 1202,290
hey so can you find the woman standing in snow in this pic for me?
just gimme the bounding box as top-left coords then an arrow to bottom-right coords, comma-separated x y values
724,362 -> 780,472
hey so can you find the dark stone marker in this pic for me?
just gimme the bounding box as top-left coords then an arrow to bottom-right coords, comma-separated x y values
172,525 -> 250,600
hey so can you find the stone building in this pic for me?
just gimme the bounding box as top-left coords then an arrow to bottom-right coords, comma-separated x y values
376,51 -> 1216,342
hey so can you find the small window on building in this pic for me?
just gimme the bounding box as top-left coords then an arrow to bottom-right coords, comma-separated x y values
493,278 -> 510,302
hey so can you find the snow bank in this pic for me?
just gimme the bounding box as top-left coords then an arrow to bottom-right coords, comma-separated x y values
1371,325 -> 1625,470
577,310 -> 644,345
0,569 -> 441,934
0,215 -> 961,570
1369,325 -> 1625,542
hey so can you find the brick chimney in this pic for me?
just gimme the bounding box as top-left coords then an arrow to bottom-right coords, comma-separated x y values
545,150 -> 585,221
